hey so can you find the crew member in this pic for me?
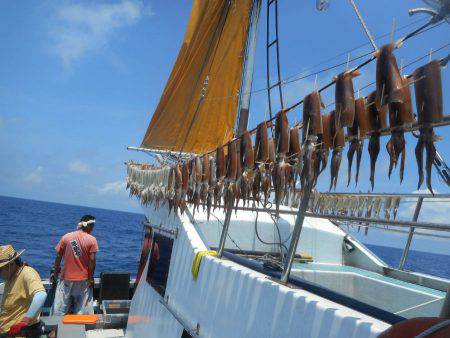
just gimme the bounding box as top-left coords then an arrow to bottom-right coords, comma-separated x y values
0,245 -> 47,338
51,215 -> 99,315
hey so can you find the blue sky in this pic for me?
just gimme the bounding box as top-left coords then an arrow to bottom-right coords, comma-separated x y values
0,1 -> 449,252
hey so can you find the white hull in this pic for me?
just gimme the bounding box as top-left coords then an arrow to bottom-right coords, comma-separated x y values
125,203 -> 394,338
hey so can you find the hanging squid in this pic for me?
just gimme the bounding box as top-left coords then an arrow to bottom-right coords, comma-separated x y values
375,43 -> 404,110
192,156 -> 203,212
240,130 -> 255,206
171,165 -> 182,215
347,97 -> 368,186
366,91 -> 387,190
413,60 -> 443,194
329,110 -> 345,190
225,140 -> 238,209
253,121 -> 270,206
321,113 -> 332,174
206,158 -> 216,220
387,76 -> 414,182
180,162 -> 189,214
167,167 -> 175,215
288,125 -> 302,202
335,70 -> 360,129
200,155 -> 210,205
272,110 -> 293,213
302,91 -> 323,188
214,146 -> 226,210
263,138 -> 276,206
234,139 -> 242,211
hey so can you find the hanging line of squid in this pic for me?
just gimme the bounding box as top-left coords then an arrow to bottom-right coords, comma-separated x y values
126,21 -> 449,218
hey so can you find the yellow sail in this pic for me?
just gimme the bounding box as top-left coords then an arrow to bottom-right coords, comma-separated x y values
141,0 -> 253,154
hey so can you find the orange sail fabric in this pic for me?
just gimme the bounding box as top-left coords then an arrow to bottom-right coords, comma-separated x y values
141,0 -> 253,154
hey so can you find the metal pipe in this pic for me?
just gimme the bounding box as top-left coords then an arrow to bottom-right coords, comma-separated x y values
346,114 -> 450,142
127,146 -> 195,158
307,191 -> 450,199
398,197 -> 424,270
143,221 -> 177,238
281,136 -> 317,284
280,181 -> 313,283
304,212 -> 450,232
236,0 -> 262,137
159,299 -> 200,337
217,200 -> 234,258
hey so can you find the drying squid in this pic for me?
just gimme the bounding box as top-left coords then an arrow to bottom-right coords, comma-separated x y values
383,197 -> 393,220
388,76 -> 413,182
214,146 -> 226,209
375,43 -> 403,109
253,121 -> 270,206
321,113 -> 332,175
302,91 -> 323,187
329,110 -> 344,190
413,60 -> 443,194
192,156 -> 202,212
240,131 -> 255,206
373,198 -> 382,219
173,164 -> 182,215
262,138 -> 276,206
303,91 -> 324,141
272,110 -> 294,212
392,196 -> 401,220
334,70 -> 360,129
356,97 -> 370,185
288,126 -> 302,200
207,158 -> 216,220
167,167 -> 175,214
200,155 -> 210,205
347,110 -> 358,187
225,140 -> 238,209
180,162 -> 189,214
367,91 -> 387,190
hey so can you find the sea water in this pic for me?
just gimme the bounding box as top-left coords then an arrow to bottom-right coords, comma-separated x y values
1,195 -> 450,280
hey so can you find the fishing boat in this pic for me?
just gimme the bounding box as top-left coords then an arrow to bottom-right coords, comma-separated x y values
2,1 -> 450,337
122,1 -> 450,337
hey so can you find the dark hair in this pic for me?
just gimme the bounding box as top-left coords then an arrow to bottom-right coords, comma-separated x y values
80,215 -> 95,222
14,257 -> 23,267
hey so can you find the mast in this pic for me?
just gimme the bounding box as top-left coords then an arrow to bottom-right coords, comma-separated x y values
236,0 -> 262,137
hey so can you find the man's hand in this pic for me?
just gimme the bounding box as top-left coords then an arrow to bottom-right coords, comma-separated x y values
88,278 -> 95,288
7,316 -> 31,336
49,271 -> 59,284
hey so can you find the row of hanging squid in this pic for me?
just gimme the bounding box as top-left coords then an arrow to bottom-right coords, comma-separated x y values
305,43 -> 444,195
127,43 -> 445,216
308,192 -> 402,222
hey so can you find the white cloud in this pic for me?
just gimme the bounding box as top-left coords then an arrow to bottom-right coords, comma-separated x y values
50,0 -> 148,68
68,159 -> 91,175
25,166 -> 44,184
96,180 -> 126,195
399,189 -> 450,225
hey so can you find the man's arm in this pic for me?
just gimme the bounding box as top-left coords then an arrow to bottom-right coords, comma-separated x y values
88,252 -> 96,288
50,251 -> 63,283
8,291 -> 47,335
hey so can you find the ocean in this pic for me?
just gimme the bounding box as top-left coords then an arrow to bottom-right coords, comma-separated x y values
1,195 -> 450,280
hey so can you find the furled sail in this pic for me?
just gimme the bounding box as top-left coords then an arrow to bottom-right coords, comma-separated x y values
141,0 -> 253,154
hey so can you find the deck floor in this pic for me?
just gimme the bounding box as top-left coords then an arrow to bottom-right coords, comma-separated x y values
291,262 -> 445,297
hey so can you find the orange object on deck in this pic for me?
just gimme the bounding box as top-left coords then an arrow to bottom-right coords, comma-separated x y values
62,314 -> 98,325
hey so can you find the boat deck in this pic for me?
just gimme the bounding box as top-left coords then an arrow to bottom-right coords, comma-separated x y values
291,262 -> 446,318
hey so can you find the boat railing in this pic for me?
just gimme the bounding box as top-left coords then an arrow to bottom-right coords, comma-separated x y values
212,191 -> 450,273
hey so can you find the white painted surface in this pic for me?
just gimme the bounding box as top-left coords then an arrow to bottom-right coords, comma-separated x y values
195,204 -> 345,264
125,203 -> 390,338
